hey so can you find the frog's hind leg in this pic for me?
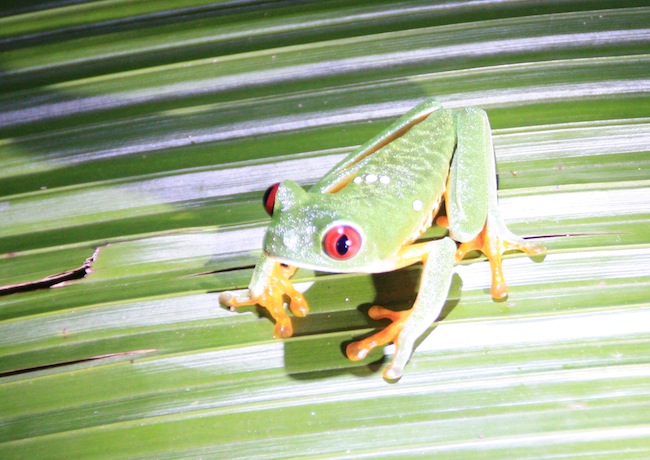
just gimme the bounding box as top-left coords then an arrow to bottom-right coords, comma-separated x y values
346,237 -> 457,380
446,107 -> 545,300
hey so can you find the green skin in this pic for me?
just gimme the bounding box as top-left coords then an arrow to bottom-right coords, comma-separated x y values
221,98 -> 543,380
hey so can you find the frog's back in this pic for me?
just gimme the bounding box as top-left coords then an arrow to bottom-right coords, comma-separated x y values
348,108 -> 454,200
334,108 -> 456,245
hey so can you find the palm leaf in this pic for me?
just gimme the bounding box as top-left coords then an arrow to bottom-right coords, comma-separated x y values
1,1 -> 649,458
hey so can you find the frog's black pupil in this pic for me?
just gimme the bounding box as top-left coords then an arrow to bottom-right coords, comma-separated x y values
336,235 -> 350,255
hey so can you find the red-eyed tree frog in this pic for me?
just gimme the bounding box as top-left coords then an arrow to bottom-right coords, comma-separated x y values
220,98 -> 545,381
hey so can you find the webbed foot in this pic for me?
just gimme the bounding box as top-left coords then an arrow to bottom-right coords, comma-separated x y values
219,261 -> 308,338
456,218 -> 545,300
346,306 -> 412,380
346,306 -> 409,360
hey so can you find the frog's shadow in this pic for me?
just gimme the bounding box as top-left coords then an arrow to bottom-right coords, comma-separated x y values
363,268 -> 463,323
285,268 -> 462,381
345,269 -> 463,358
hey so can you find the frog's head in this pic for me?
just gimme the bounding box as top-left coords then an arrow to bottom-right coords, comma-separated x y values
260,180 -> 385,273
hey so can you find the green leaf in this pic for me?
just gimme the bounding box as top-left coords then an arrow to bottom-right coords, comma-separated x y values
1,1 -> 649,458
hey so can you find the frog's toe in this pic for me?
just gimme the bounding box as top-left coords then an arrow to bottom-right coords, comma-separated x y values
218,291 -> 234,307
219,291 -> 254,310
490,279 -> 508,300
288,293 -> 309,317
520,240 -> 546,257
346,341 -> 371,361
273,318 -> 294,339
499,234 -> 545,257
367,305 -> 407,322
382,363 -> 404,381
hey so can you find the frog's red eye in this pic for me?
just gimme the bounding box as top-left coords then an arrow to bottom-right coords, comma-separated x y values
323,225 -> 362,260
263,183 -> 280,216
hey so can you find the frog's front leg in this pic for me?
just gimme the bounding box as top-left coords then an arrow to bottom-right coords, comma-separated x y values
444,107 -> 545,300
346,237 -> 457,381
219,254 -> 308,338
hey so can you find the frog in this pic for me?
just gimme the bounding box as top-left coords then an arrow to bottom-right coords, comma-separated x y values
219,98 -> 545,381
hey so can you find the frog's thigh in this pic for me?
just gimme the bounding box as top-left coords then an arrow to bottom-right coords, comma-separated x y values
384,237 -> 456,380
446,108 -> 495,242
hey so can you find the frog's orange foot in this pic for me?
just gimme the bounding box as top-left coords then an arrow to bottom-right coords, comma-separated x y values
456,222 -> 545,300
272,292 -> 308,338
346,306 -> 409,361
218,289 -> 303,339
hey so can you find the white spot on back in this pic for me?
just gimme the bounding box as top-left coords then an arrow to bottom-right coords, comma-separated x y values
412,199 -> 423,212
366,174 -> 378,183
380,175 -> 390,184
354,176 -> 363,185
284,234 -> 299,249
